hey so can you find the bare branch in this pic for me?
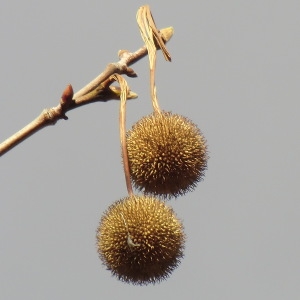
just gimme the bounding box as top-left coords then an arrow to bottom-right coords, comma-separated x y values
0,27 -> 174,157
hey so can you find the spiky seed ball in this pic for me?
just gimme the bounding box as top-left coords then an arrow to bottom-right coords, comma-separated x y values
126,111 -> 208,198
96,195 -> 185,285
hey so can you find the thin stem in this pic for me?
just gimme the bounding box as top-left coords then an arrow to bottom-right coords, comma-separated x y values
136,6 -> 172,114
0,107 -> 61,156
110,74 -> 133,196
150,59 -> 161,113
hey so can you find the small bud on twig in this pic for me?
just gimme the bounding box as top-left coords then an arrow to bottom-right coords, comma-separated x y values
60,84 -> 74,106
118,49 -> 130,58
125,67 -> 137,78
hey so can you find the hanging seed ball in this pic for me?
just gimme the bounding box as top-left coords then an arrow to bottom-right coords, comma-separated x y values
96,195 -> 185,285
126,111 -> 208,198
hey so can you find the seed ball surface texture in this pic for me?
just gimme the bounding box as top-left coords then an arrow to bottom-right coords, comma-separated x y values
126,111 -> 208,198
96,195 -> 185,285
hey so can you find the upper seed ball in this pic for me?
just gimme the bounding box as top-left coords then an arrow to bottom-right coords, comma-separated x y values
126,111 -> 208,198
96,195 -> 185,285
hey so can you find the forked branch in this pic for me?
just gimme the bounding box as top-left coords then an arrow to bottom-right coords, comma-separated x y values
0,27 -> 173,157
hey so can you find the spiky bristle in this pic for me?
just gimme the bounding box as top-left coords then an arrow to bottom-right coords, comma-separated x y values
126,111 -> 208,198
96,195 -> 185,285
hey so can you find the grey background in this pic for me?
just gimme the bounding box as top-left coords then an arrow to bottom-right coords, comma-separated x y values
1,1 -> 299,299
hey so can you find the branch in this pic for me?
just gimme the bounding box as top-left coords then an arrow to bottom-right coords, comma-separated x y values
0,27 -> 173,157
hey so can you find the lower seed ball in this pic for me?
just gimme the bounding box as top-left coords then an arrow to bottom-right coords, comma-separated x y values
96,195 -> 185,285
126,111 -> 208,198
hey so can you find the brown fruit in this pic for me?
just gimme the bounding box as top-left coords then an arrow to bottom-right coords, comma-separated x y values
126,111 -> 208,198
96,195 -> 185,285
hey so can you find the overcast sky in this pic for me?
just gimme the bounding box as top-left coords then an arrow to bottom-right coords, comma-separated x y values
1,1 -> 299,299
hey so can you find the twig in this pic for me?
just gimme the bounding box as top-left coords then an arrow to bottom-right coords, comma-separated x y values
0,27 -> 173,157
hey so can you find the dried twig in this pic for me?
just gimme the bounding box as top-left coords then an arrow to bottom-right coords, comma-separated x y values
0,27 -> 173,157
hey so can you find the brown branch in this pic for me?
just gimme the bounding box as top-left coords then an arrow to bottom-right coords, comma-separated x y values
0,27 -> 174,157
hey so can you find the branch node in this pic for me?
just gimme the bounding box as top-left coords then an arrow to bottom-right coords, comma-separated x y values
43,108 -> 58,125
118,49 -> 130,59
